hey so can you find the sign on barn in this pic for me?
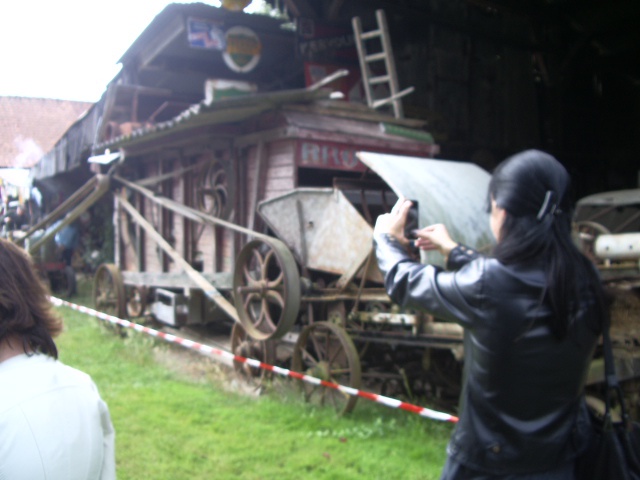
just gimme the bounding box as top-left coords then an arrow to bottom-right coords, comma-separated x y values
297,140 -> 367,172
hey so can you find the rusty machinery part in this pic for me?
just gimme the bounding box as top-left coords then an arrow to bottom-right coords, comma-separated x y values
587,378 -> 640,422
230,323 -> 276,389
291,321 -> 362,415
423,348 -> 463,399
315,279 -> 352,328
622,378 -> 640,421
326,301 -> 348,327
93,264 -> 127,335
125,285 -> 148,318
233,237 -> 301,341
49,266 -> 77,298
609,288 -> 640,420
366,348 -> 461,413
609,287 -> 640,342
195,160 -> 234,219
574,220 -> 611,265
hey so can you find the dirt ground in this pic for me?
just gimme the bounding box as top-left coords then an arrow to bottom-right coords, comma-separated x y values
150,325 -> 269,398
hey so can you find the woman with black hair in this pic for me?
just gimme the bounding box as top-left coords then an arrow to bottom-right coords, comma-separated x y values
374,150 -> 604,479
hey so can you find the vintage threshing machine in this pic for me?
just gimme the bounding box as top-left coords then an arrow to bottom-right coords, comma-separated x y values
15,3 -> 495,414
76,88 -> 493,414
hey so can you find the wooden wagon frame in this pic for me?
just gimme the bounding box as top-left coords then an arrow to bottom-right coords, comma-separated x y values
18,89 -> 640,418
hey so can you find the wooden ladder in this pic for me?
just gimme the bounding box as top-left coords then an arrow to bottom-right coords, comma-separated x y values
352,9 -> 414,119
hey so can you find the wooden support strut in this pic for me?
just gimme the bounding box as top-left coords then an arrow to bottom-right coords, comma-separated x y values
25,175 -> 112,256
116,193 -> 240,323
135,158 -> 210,187
113,175 -> 262,239
115,174 -> 378,300
15,176 -> 99,247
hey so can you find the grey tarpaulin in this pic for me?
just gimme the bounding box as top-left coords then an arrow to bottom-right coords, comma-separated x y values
357,151 -> 494,266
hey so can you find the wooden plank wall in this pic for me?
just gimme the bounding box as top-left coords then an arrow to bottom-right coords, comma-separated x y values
142,161 -> 163,274
169,156 -> 184,273
243,139 -> 297,237
125,139 -> 297,278
244,143 -> 261,233
219,148 -> 235,273
189,150 -> 217,275
263,139 -> 296,200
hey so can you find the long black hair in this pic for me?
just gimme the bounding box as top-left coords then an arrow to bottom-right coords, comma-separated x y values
488,149 -> 604,339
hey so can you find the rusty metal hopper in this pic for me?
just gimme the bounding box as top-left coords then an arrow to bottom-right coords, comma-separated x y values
257,188 -> 375,277
258,153 -> 493,276
358,151 -> 494,266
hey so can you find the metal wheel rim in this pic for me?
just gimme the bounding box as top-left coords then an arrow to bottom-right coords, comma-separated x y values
291,321 -> 362,415
93,263 -> 126,319
232,238 -> 301,341
230,323 -> 275,389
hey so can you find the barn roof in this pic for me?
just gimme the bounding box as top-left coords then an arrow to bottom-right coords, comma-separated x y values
0,97 -> 92,168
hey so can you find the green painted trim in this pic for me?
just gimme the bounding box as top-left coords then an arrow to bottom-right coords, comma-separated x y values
380,122 -> 435,143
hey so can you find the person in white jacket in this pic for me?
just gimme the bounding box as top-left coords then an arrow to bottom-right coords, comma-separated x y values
0,238 -> 116,480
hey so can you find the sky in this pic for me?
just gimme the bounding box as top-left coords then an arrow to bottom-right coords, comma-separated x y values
0,0 -> 267,103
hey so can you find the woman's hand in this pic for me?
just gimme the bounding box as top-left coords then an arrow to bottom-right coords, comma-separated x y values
374,198 -> 413,247
414,224 -> 458,257
375,200 -> 458,257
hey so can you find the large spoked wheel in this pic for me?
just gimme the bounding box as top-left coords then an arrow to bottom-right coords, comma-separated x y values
230,323 -> 276,390
93,264 -> 126,333
291,321 -> 362,415
232,238 -> 301,341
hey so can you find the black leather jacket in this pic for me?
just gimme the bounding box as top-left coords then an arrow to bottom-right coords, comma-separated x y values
374,233 -> 600,475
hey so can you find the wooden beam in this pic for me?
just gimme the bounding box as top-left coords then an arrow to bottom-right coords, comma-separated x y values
249,141 -> 266,232
117,193 -> 240,323
26,176 -> 111,256
136,159 -> 206,187
15,176 -> 98,246
114,175 -> 256,236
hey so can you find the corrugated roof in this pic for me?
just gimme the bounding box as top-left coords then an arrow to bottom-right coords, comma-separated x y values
94,87 -> 335,152
0,97 -> 92,168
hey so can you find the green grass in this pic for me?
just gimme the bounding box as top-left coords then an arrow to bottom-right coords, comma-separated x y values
54,281 -> 452,479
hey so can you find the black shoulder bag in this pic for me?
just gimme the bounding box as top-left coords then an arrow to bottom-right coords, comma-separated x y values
575,315 -> 640,480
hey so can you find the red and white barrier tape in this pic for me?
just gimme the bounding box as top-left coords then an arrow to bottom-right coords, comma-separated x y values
51,297 -> 459,423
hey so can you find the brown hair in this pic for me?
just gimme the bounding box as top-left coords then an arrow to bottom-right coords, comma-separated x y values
0,238 -> 62,358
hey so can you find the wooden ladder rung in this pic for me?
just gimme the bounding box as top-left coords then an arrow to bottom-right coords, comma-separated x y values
365,52 -> 387,63
360,29 -> 382,40
371,86 -> 415,109
368,75 -> 390,85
